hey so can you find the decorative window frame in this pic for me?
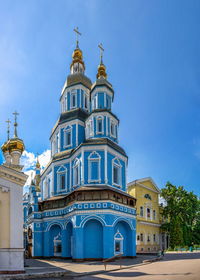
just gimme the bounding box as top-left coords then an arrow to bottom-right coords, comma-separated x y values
88,151 -> 101,183
57,165 -> 67,192
64,125 -> 72,148
114,230 -> 123,255
112,157 -> 122,187
96,116 -> 104,135
110,119 -> 117,138
73,158 -> 81,187
70,90 -> 77,109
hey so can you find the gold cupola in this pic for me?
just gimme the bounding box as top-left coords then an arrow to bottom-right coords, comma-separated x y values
70,27 -> 85,74
1,112 -> 25,167
97,43 -> 107,79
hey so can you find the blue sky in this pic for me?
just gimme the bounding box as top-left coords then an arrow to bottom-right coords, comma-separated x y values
0,0 -> 200,196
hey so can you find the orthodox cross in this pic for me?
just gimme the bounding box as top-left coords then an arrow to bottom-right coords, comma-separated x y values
98,43 -> 104,64
73,27 -> 81,48
5,119 -> 11,140
13,111 -> 19,138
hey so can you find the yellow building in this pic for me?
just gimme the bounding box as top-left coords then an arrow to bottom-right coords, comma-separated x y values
127,177 -> 167,253
0,116 -> 27,273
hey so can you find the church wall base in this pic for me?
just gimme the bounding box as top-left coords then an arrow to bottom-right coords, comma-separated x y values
0,248 -> 24,273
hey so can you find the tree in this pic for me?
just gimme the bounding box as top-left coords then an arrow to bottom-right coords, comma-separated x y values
160,182 -> 200,248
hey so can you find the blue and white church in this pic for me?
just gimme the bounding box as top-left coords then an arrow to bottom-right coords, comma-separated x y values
24,35 -> 136,260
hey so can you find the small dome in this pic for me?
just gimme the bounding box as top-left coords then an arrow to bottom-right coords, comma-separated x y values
97,63 -> 107,79
70,47 -> 85,71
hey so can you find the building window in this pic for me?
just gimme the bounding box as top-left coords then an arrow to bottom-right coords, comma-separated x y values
147,208 -> 151,218
137,235 -> 140,241
73,158 -> 80,186
140,206 -> 144,217
93,95 -> 97,110
84,94 -> 88,110
56,132 -> 60,153
153,210 -> 156,220
147,235 -> 150,242
96,116 -> 103,134
64,126 -> 72,147
112,158 -> 122,187
57,166 -> 67,191
110,121 -> 115,137
88,151 -> 101,183
71,91 -> 77,109
140,233 -> 143,242
114,230 -> 123,255
153,234 -> 156,242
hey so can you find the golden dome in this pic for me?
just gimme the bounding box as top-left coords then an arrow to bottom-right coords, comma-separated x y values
97,63 -> 107,79
1,141 -> 9,153
70,47 -> 85,71
5,138 -> 24,154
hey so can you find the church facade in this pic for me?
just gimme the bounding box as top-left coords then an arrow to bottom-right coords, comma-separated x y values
24,37 -> 136,260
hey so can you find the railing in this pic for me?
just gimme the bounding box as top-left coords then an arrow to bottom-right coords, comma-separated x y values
102,253 -> 123,270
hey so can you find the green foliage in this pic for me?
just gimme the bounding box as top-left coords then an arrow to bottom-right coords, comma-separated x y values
161,182 -> 200,249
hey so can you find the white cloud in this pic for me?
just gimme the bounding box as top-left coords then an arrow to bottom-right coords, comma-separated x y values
21,149 -> 51,193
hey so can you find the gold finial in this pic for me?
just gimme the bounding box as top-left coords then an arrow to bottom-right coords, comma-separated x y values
13,111 -> 19,138
97,43 -> 107,79
6,119 -> 11,140
73,27 -> 81,49
98,43 -> 104,64
36,152 -> 40,168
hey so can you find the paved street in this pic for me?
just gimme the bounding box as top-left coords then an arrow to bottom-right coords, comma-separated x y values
78,253 -> 200,280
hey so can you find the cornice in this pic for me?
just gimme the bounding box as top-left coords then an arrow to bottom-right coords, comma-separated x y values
0,164 -> 28,186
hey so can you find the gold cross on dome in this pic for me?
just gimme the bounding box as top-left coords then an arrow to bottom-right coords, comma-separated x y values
5,119 -> 11,140
98,43 -> 104,63
73,27 -> 81,48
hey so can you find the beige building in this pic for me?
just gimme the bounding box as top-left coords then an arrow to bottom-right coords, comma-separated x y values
127,177 -> 168,253
0,117 -> 27,273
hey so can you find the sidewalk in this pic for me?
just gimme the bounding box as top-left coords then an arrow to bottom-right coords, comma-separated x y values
0,255 -> 157,280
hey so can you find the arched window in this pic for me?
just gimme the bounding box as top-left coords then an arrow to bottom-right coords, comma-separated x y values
147,208 -> 151,218
153,210 -> 156,220
73,158 -> 80,187
71,90 -> 77,109
110,120 -> 116,138
140,206 -> 144,217
114,230 -> 123,255
112,157 -> 122,187
64,126 -> 72,148
88,151 -> 101,183
96,116 -> 104,134
57,166 -> 67,192
84,94 -> 88,110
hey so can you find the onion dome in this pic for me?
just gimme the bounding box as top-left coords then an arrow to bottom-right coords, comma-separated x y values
6,137 -> 25,154
70,47 -> 85,73
97,62 -> 107,79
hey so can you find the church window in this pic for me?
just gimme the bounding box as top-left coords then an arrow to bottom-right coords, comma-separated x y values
140,233 -> 143,242
110,120 -> 116,138
153,234 -> 156,242
84,94 -> 88,110
93,95 -> 97,110
73,159 -> 80,186
96,116 -> 103,134
137,235 -> 140,241
140,206 -> 144,217
57,166 -> 67,191
153,210 -> 156,220
147,235 -> 150,242
112,158 -> 122,187
64,127 -> 72,147
147,208 -> 151,218
56,132 -> 60,153
88,151 -> 101,183
71,91 -> 77,109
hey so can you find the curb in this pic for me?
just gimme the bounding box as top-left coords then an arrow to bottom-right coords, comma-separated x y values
0,257 -> 162,280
